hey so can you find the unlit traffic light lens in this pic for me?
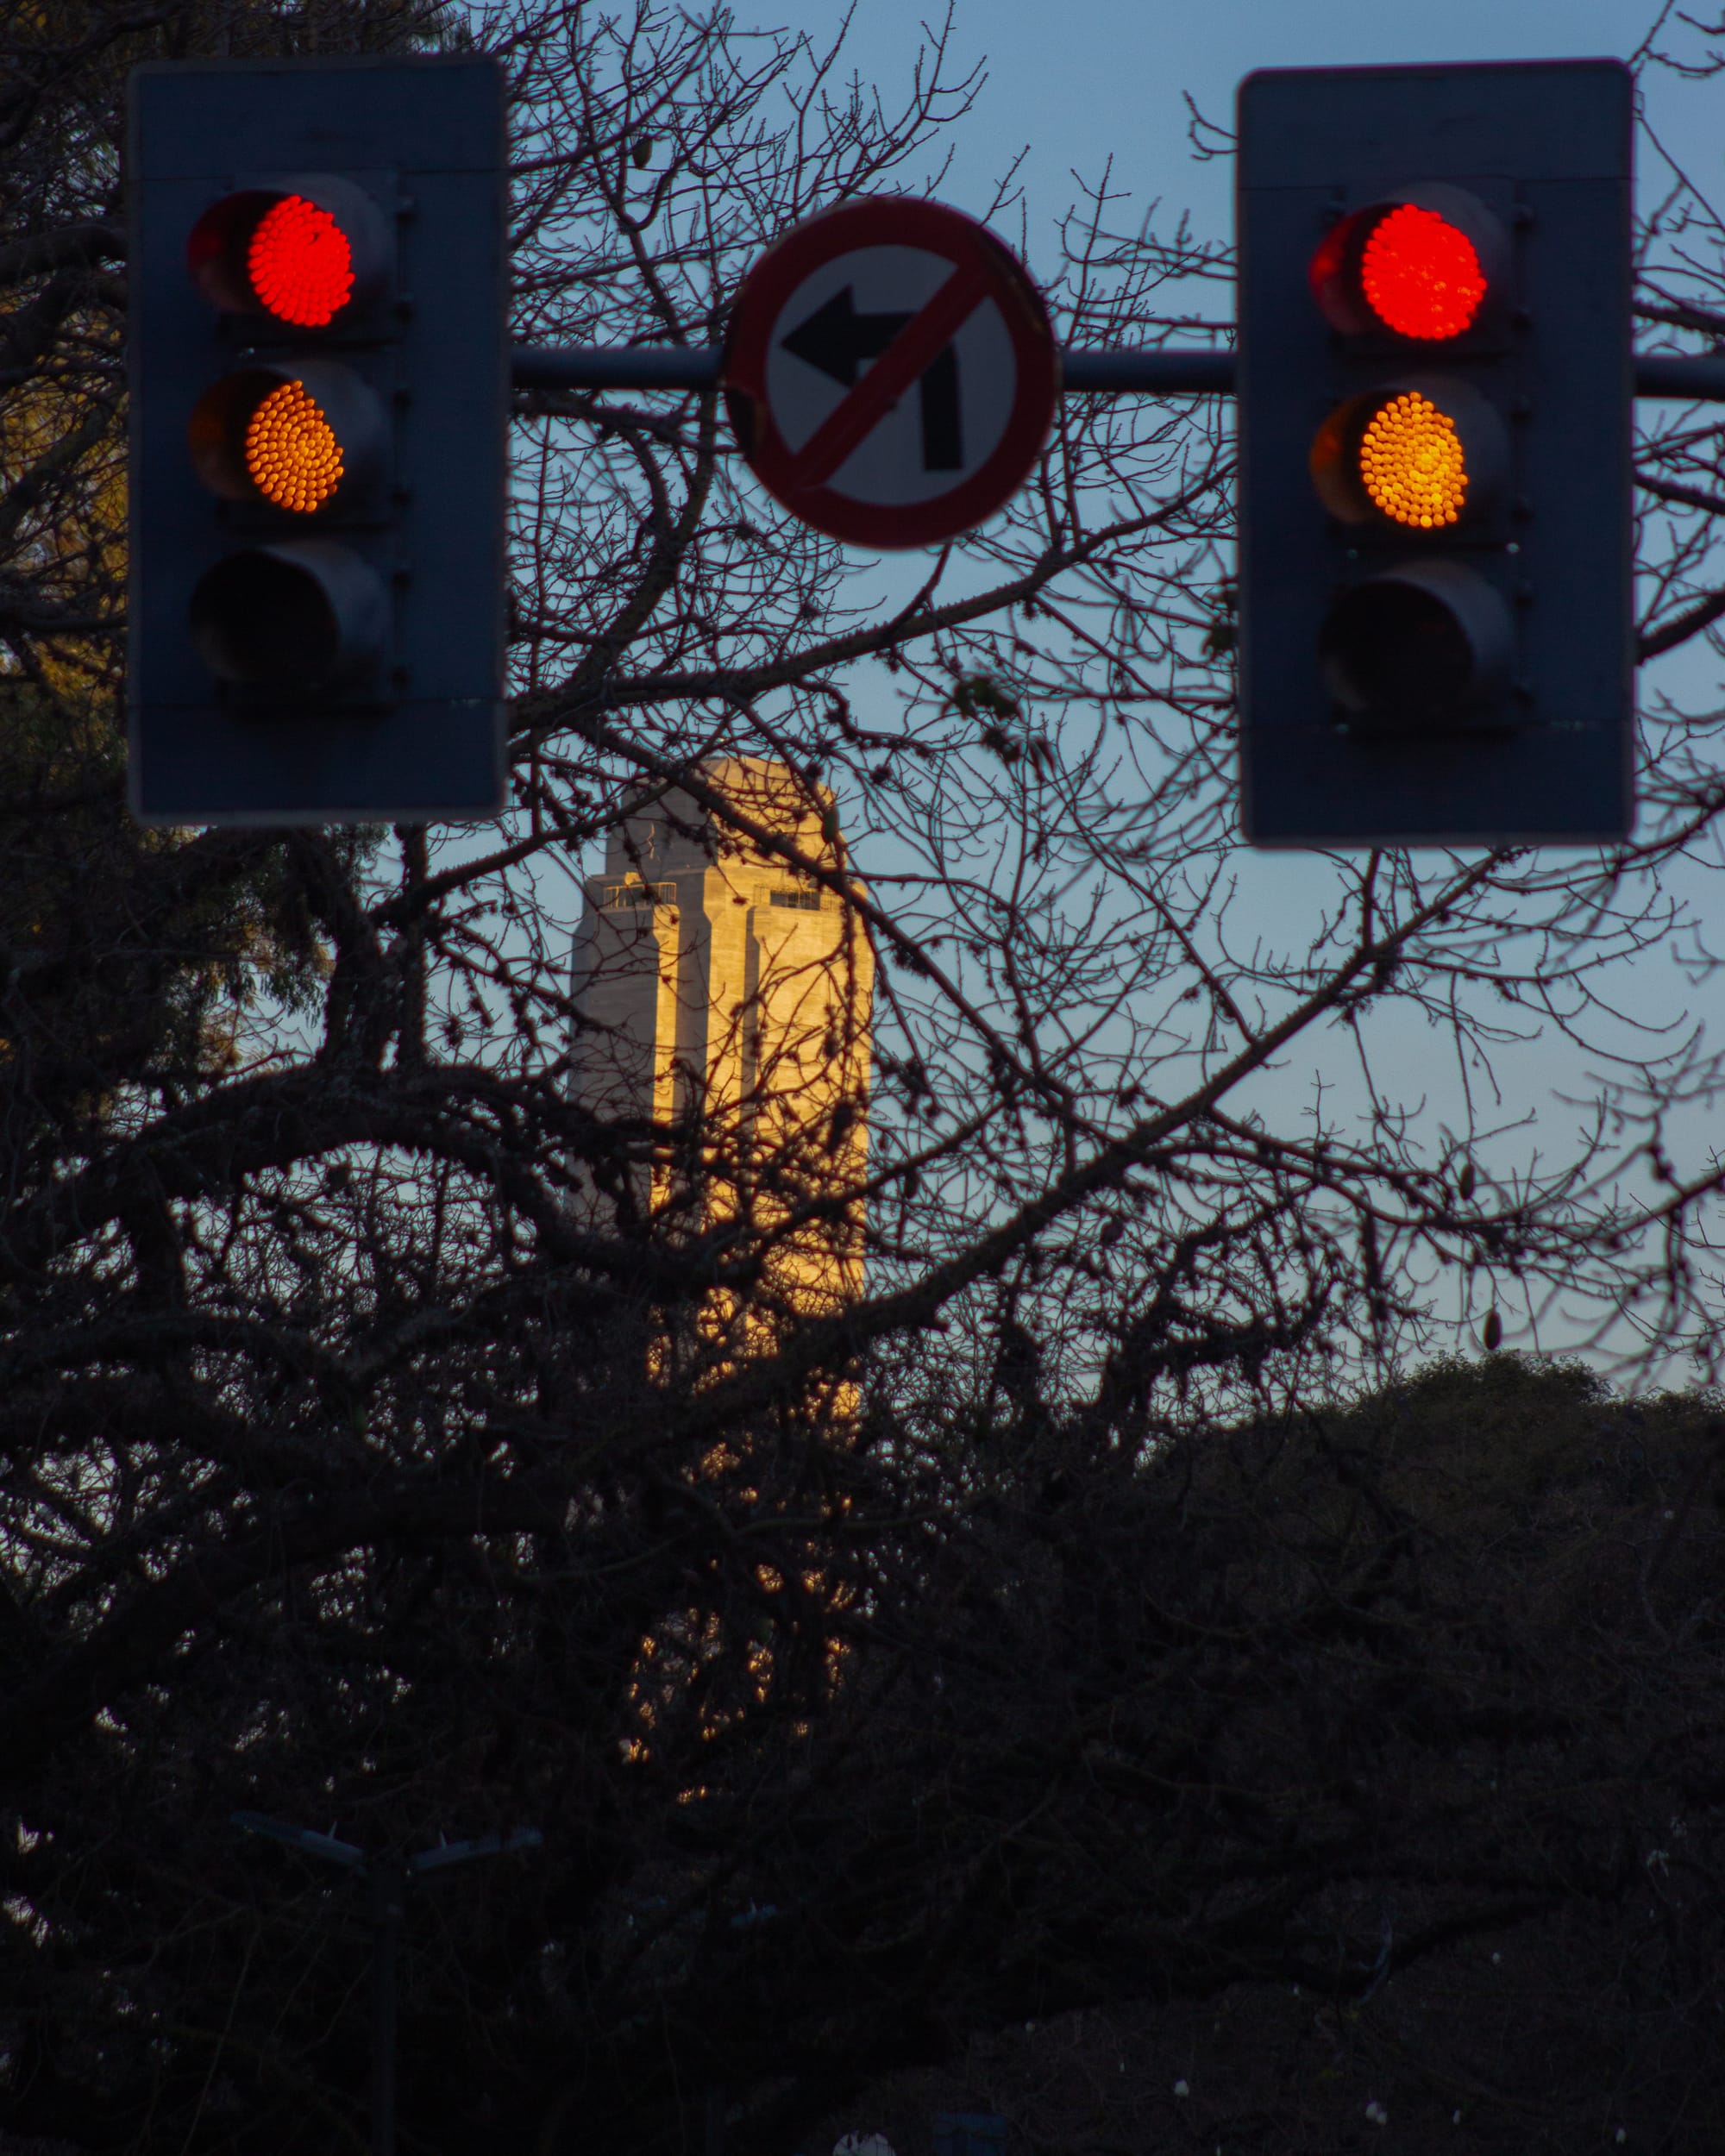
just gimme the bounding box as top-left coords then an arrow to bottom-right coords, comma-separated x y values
247,194 -> 355,327
189,539 -> 387,692
191,550 -> 340,683
1320,559 -> 1514,724
1358,205 -> 1485,341
244,379 -> 344,511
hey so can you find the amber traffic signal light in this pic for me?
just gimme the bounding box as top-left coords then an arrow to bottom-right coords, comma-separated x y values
128,56 -> 507,824
1236,62 -> 1634,847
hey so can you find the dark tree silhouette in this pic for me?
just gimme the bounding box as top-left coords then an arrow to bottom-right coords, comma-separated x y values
4,3 -> 1725,2153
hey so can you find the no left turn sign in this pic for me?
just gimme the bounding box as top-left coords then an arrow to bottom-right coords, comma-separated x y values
724,197 -> 1059,549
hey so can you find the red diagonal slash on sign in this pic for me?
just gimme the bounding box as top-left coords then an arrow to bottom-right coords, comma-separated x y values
786,254 -> 994,489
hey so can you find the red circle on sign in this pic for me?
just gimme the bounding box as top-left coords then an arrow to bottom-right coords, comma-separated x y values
724,197 -> 1058,550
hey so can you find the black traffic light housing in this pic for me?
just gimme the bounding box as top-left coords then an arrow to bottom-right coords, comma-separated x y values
1236,61 -> 1634,847
128,56 -> 508,825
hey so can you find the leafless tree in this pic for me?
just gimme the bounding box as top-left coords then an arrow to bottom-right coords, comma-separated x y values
5,2 -> 1725,2152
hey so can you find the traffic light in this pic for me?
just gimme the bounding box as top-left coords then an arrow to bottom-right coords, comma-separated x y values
127,56 -> 507,825
1235,61 -> 1634,847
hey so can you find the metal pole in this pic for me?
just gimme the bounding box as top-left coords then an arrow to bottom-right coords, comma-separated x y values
512,345 -> 721,392
370,1865 -> 405,2156
704,2083 -> 725,2156
1057,347 -> 1236,393
234,1815 -> 542,2156
1633,353 -> 1725,401
509,342 -> 1725,403
505,344 -> 1239,397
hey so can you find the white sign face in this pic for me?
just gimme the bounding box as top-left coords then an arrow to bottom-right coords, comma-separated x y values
724,197 -> 1058,550
764,245 -> 1018,507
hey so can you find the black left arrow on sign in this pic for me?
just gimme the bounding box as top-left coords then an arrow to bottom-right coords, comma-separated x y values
781,285 -> 963,471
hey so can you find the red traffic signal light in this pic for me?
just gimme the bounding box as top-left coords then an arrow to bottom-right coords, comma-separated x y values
245,196 -> 354,325
185,178 -> 387,327
1308,185 -> 1506,343
1354,205 -> 1484,339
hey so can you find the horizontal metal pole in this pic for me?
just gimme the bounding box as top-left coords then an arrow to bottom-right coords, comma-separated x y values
509,343 -> 1237,394
513,346 -> 722,392
511,343 -> 1725,402
1633,353 -> 1725,400
409,1827 -> 544,1874
233,1810 -> 367,1869
1058,348 -> 1236,393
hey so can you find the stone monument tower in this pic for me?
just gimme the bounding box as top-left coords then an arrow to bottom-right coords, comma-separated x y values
569,757 -> 872,1326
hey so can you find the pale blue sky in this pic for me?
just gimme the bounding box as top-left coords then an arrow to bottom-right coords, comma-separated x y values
788,0 -> 1710,246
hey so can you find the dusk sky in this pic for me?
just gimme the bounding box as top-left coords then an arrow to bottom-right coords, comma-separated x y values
791,0 -> 1711,244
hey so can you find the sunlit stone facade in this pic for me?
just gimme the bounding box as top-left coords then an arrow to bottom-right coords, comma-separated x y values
569,757 -> 872,1326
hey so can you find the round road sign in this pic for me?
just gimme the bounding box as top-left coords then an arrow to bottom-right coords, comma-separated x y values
724,197 -> 1058,550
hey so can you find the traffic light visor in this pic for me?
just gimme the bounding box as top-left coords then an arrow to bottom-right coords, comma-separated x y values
1310,187 -> 1503,342
1310,376 -> 1506,530
187,178 -> 386,324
